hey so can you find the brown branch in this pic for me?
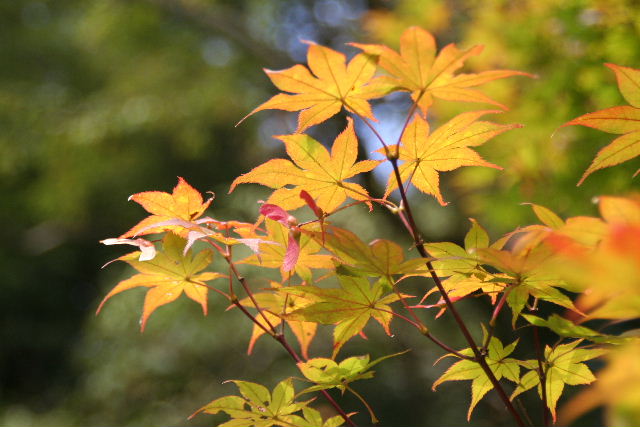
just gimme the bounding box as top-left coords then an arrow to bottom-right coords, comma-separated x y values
223,257 -> 357,427
353,108 -> 526,427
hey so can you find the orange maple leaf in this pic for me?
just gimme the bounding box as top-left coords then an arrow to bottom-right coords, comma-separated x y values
97,234 -> 224,331
230,118 -> 379,213
384,111 -> 520,205
239,42 -> 391,132
563,63 -> 640,185
352,26 -> 532,116
121,177 -> 212,238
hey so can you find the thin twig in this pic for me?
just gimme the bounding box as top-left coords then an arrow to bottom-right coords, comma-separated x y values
387,155 -> 525,426
533,326 -> 550,427
224,257 -> 357,427
482,285 -> 513,351
354,110 -> 525,427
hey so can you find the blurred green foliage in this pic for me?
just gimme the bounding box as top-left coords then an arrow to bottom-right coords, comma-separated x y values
0,0 -> 637,426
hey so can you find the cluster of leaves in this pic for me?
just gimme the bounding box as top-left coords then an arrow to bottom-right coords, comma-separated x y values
98,26 -> 640,426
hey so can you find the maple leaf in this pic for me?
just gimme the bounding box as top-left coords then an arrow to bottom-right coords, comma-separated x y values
563,63 -> 640,184
414,219 -> 505,314
230,118 -> 379,213
296,351 -> 408,424
282,272 -> 403,357
433,332 -> 520,420
545,196 -> 640,320
238,218 -> 333,282
97,234 -> 224,331
239,281 -> 317,359
191,378 -> 312,427
383,111 -> 520,205
511,341 -> 606,422
297,353 -> 402,393
287,407 -> 347,427
121,177 -> 212,238
239,41 -> 391,132
522,314 -> 627,345
476,244 -> 578,325
558,341 -> 640,426
310,225 -> 430,288
352,26 -> 532,115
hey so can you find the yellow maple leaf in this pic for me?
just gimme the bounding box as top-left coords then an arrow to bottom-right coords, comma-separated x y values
352,26 -> 532,116
240,42 -> 391,132
230,118 -> 378,213
384,111 -> 519,205
121,177 -> 212,238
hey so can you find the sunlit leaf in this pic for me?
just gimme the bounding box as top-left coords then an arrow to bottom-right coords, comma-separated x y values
352,26 -> 531,115
383,112 -> 519,205
433,333 -> 520,420
121,177 -> 213,238
511,341 -> 606,421
98,234 -> 224,331
282,273 -> 403,357
563,63 -> 640,184
240,42 -> 391,132
191,378 -> 311,427
231,119 -> 378,213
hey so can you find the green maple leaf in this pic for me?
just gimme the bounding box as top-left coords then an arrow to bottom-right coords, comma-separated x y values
282,273 -> 403,357
191,378 -> 311,427
312,225 -> 429,288
286,407 -> 347,427
296,351 -> 408,424
433,333 -> 520,420
511,341 -> 606,422
522,314 -> 629,345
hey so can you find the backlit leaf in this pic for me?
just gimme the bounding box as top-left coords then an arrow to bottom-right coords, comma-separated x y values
311,225 -> 430,283
383,112 -> 519,205
191,378 -> 311,427
296,351 -> 407,424
522,314 -> 627,345
97,234 -> 224,331
240,42 -> 390,132
282,273 -> 403,357
433,333 -> 520,420
121,177 -> 212,238
563,63 -> 640,184
511,341 -> 606,421
231,119 -> 378,213
352,26 -> 531,115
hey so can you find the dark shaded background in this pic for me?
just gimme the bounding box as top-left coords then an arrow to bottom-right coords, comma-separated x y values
1,0 -> 638,425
